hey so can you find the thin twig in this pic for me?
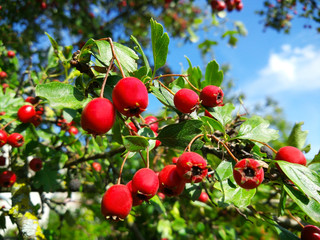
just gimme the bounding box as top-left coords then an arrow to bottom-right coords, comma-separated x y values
155,79 -> 175,95
117,151 -> 130,184
287,210 -> 304,228
185,133 -> 204,152
106,38 -> 126,78
210,134 -> 239,163
100,56 -> 115,98
182,75 -> 201,93
249,139 -> 277,154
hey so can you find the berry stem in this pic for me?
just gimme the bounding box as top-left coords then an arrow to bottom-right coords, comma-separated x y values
106,38 -> 126,78
287,210 -> 304,228
155,79 -> 175,96
249,139 -> 277,154
153,73 -> 188,80
146,146 -> 150,168
185,133 -> 204,152
100,56 -> 115,98
117,151 -> 130,184
181,75 -> 201,93
210,134 -> 239,163
1,118 -> 17,130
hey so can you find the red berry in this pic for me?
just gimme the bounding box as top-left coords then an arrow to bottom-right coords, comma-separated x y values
7,51 -> 15,58
0,71 -> 7,79
0,156 -> 6,166
7,133 -> 24,147
35,105 -> 44,115
144,116 -> 159,132
301,225 -> 320,240
25,96 -> 39,105
101,184 -> 132,221
128,122 -> 138,133
174,88 -> 199,114
154,132 -> 161,148
172,157 -> 178,164
233,158 -> 264,189
68,126 -> 79,135
40,1 -> 47,10
216,1 -> 226,11
29,158 -> 43,172
131,168 -> 159,201
0,130 -> 8,147
275,146 -> 306,166
112,77 -> 148,117
176,152 -> 208,183
235,2 -> 243,11
157,192 -> 166,200
126,180 -> 144,206
81,98 -> 116,135
204,109 -> 214,118
92,162 -> 101,172
30,115 -> 42,127
158,165 -> 185,197
226,0 -> 235,11
200,85 -> 224,107
198,192 -> 209,203
0,171 -> 16,187
17,105 -> 36,123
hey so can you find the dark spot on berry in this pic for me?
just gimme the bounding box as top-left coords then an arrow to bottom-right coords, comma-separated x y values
244,167 -> 255,177
3,181 -> 10,187
192,166 -> 203,176
136,193 -> 149,201
217,92 -> 222,100
129,107 -> 141,115
163,188 -> 174,196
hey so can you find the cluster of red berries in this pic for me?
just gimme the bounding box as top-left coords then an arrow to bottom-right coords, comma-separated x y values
81,77 -> 148,136
57,117 -> 79,135
174,85 -> 224,114
100,151 -> 208,221
19,96 -> 45,127
210,0 -> 243,12
0,130 -> 24,148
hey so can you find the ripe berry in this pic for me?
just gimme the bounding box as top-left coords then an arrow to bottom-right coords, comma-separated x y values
131,168 -> 159,201
112,77 -> 148,117
172,157 -> 178,164
25,96 -> 39,105
200,85 -> 224,107
158,165 -> 186,197
174,88 -> 199,114
157,192 -> 166,200
81,98 -> 116,135
68,126 -> 79,135
92,162 -> 101,172
7,51 -> 15,58
198,192 -> 209,203
126,180 -> 144,206
0,156 -> 6,166
233,158 -> 264,189
235,2 -> 243,11
176,152 -> 208,183
128,122 -> 138,133
301,225 -> 320,240
7,133 -> 24,147
0,71 -> 7,79
0,130 -> 8,147
275,146 -> 306,166
154,132 -> 161,148
0,171 -> 17,187
30,115 -> 42,127
101,184 -> 132,221
144,116 -> 159,132
17,105 -> 36,123
29,158 -> 43,172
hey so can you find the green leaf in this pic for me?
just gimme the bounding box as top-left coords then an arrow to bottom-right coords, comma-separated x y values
287,122 -> 308,150
201,116 -> 225,134
149,195 -> 167,216
45,32 -> 59,50
284,184 -> 320,223
234,115 -> 279,143
157,219 -> 172,239
202,60 -> 223,88
310,150 -> 320,165
45,32 -> 66,61
35,82 -> 86,109
157,120 -> 203,150
150,19 -> 169,75
131,35 -> 151,74
186,56 -> 202,90
277,161 -> 320,204
32,165 -> 60,192
263,218 -> 300,240
215,161 -> 233,181
123,136 -> 149,152
151,81 -> 175,108
185,183 -> 202,201
210,103 -> 235,127
79,38 -> 96,63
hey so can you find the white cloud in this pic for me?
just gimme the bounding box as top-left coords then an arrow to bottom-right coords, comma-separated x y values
245,44 -> 320,97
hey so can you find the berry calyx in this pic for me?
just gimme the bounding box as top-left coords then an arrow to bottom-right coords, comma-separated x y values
0,130 -> 8,147
7,51 -> 15,58
174,88 -> 199,114
126,180 -> 144,206
92,162 -> 101,172
198,192 -> 209,203
233,158 -> 264,189
176,152 -> 208,183
101,184 -> 132,221
158,165 -> 186,197
7,133 -> 24,147
200,85 -> 224,107
144,116 -> 159,132
0,71 -> 7,79
275,146 -> 306,166
0,171 -> 17,187
301,225 -> 320,240
131,168 -> 159,201
81,98 -> 116,135
29,158 -> 43,172
112,77 -> 148,117
17,105 -> 36,123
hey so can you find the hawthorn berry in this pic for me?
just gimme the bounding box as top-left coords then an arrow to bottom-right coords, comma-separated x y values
157,192 -> 166,200
112,77 -> 148,117
7,133 -> 24,147
30,115 -> 42,127
92,162 -> 101,172
101,184 -> 132,221
198,192 -> 209,203
25,96 -> 39,105
0,171 -> 16,187
128,122 -> 138,133
176,152 -> 208,183
275,146 -> 306,166
0,130 -> 8,147
0,71 -> 7,79
301,225 -> 320,240
172,157 -> 178,164
174,88 -> 199,114
235,1 -> 243,11
29,158 -> 43,172
131,168 -> 159,201
204,109 -> 213,118
233,158 -> 264,189
81,98 -> 116,135
7,51 -> 15,58
211,0 -> 226,12
144,116 -> 159,132
158,165 -> 186,197
0,156 -> 5,166
17,105 -> 36,123
200,85 -> 224,107
68,126 -> 79,135
126,180 -> 144,206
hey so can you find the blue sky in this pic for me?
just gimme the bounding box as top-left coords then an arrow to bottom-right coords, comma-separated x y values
148,1 -> 320,159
